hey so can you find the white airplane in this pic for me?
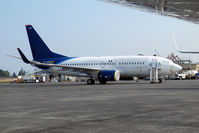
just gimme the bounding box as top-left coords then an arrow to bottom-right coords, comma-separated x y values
17,25 -> 182,84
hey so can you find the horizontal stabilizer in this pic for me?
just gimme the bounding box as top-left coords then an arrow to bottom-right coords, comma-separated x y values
17,48 -> 30,64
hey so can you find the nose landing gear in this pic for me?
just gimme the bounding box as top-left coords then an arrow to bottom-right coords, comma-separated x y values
158,78 -> 163,83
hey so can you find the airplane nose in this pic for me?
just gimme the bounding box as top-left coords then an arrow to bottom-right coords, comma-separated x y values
174,64 -> 182,72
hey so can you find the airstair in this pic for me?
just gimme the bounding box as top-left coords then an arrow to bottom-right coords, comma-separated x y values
168,53 -> 191,70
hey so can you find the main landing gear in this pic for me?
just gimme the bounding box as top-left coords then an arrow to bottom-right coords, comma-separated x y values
87,79 -> 107,85
87,79 -> 95,85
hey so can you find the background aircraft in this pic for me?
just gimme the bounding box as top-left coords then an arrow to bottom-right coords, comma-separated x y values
173,33 -> 199,54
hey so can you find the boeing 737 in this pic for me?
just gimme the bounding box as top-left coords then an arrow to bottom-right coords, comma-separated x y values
17,25 -> 182,84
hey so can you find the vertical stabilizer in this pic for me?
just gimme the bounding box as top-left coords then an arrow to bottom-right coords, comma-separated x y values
26,25 -> 66,61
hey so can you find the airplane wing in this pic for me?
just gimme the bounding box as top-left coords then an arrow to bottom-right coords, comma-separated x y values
17,48 -> 99,76
29,60 -> 99,74
176,51 -> 199,54
103,0 -> 199,24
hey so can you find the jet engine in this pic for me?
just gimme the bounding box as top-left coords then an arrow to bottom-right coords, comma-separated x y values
97,70 -> 120,81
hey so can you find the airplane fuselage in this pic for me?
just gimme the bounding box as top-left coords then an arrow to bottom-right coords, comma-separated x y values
49,55 -> 180,78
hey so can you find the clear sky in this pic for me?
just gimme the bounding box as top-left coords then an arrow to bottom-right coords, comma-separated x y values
1,0 -> 199,74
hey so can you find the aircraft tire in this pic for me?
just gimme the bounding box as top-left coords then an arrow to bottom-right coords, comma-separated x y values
87,79 -> 95,85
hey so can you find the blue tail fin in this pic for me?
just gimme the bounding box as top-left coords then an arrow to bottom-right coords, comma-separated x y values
26,25 -> 67,62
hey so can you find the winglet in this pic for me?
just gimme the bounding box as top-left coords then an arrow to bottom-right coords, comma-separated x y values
17,48 -> 30,64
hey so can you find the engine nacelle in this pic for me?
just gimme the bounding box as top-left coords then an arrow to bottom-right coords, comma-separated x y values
97,70 -> 120,81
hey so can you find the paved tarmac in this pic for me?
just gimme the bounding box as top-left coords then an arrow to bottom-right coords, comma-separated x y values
1,80 -> 199,133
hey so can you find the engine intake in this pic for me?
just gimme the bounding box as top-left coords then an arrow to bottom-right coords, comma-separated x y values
98,70 -> 120,81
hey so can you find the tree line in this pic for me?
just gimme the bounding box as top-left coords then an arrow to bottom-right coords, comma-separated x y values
0,68 -> 26,78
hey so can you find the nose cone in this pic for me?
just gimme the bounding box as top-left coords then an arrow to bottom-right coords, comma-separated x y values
174,64 -> 182,72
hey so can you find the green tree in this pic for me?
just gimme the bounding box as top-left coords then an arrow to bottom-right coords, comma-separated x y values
11,72 -> 17,78
0,69 -> 10,78
18,68 -> 26,76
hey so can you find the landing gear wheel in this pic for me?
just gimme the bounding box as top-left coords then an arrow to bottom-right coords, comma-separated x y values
158,78 -> 163,83
99,80 -> 107,84
87,79 -> 95,85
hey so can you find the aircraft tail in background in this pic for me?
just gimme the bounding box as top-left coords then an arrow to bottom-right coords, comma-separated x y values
172,32 -> 199,54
